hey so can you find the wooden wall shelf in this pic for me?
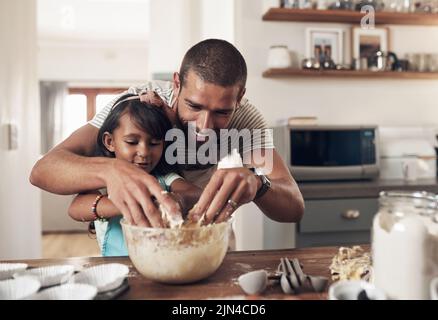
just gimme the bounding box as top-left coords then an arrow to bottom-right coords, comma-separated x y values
262,8 -> 438,26
262,68 -> 438,79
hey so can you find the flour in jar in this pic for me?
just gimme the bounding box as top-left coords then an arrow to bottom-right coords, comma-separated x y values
373,210 -> 438,300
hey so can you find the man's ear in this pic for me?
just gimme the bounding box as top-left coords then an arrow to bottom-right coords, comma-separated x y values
103,132 -> 115,153
236,87 -> 246,107
173,72 -> 181,97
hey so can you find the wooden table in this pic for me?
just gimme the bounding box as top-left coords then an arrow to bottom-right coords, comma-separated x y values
2,246 -> 353,300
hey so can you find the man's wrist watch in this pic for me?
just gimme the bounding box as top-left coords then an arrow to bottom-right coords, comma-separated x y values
250,167 -> 272,200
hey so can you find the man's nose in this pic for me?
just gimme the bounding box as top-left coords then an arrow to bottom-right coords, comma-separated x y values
198,111 -> 214,132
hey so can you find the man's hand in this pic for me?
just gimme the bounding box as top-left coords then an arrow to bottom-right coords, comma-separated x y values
139,90 -> 178,127
104,159 -> 182,227
188,168 -> 261,225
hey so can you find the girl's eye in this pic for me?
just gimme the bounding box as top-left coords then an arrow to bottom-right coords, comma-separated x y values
125,140 -> 138,145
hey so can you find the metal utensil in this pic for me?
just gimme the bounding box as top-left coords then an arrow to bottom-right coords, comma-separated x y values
290,258 -> 307,285
308,275 -> 329,293
238,269 -> 282,295
284,257 -> 301,289
238,270 -> 268,295
277,257 -> 329,294
280,258 -> 295,294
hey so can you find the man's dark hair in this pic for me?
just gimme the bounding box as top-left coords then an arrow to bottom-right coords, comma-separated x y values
179,39 -> 247,89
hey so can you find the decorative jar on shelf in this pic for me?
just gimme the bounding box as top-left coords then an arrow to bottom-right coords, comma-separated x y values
267,45 -> 291,68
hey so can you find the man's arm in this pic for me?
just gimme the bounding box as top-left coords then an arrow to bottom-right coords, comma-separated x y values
30,124 -> 180,228
30,124 -> 106,194
251,150 -> 304,222
190,149 -> 305,224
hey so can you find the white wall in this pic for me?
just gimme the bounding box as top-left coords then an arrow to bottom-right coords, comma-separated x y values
41,191 -> 87,231
147,0 -> 236,78
200,0 -> 235,42
232,0 -> 438,250
38,0 -> 150,83
38,40 -> 149,83
147,0 -> 191,77
0,0 -> 42,259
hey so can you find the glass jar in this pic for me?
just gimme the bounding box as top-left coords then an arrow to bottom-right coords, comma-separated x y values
355,0 -> 385,11
383,0 -> 414,12
372,191 -> 438,299
328,0 -> 355,10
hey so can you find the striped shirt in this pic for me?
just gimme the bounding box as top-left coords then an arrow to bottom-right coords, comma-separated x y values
89,81 -> 274,186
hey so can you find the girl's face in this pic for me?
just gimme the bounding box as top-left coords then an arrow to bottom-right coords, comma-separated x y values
103,112 -> 164,173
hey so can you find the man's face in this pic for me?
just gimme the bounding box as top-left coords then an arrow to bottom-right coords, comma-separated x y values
173,70 -> 244,144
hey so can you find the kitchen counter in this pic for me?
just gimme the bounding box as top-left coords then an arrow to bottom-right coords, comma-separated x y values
2,246 -> 351,300
298,178 -> 438,200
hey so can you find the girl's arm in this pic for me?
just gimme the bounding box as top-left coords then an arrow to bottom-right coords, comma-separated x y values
169,179 -> 202,216
68,191 -> 121,222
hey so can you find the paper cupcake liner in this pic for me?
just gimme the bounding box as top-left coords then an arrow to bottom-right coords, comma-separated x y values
30,283 -> 97,300
0,277 -> 41,300
70,263 -> 129,293
0,263 -> 28,281
14,265 -> 75,288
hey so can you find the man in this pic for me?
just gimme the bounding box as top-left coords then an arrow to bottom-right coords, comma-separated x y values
30,39 -> 304,227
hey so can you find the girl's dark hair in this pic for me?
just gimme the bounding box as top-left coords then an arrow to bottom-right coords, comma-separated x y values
96,93 -> 176,176
89,94 -> 177,235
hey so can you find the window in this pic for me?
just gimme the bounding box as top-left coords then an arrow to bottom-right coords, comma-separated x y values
68,88 -> 126,122
62,94 -> 87,140
96,94 -> 119,115
58,88 -> 126,142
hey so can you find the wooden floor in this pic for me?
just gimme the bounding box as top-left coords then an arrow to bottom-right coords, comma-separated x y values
42,232 -> 101,259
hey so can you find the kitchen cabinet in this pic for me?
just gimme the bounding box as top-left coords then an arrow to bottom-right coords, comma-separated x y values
296,178 -> 438,247
297,197 -> 377,247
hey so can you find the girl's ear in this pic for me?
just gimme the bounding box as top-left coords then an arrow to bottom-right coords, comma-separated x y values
102,132 -> 115,153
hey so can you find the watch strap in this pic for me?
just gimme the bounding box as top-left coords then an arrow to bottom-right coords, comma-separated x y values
249,167 -> 271,200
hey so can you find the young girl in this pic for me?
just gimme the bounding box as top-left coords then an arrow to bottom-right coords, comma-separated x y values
68,93 -> 201,257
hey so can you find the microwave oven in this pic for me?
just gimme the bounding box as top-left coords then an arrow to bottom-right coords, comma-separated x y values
273,125 -> 380,181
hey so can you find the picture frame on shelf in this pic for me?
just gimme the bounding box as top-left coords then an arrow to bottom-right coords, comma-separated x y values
352,27 -> 390,61
305,28 -> 344,64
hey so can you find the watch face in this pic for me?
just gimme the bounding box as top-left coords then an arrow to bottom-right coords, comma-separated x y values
254,167 -> 264,176
254,172 -> 271,200
265,175 -> 272,187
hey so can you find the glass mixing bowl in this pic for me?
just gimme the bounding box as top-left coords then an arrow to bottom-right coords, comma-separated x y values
121,219 -> 232,284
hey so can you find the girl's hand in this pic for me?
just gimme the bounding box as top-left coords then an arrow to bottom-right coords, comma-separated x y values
104,158 -> 181,228
158,192 -> 184,228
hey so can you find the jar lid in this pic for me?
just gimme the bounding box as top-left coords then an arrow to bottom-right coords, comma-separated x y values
379,190 -> 438,212
379,190 -> 437,202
